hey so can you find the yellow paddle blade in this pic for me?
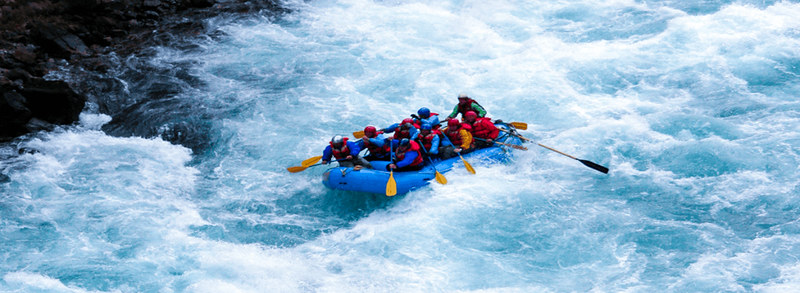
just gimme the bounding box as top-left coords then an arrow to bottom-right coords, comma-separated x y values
459,154 -> 476,174
434,171 -> 447,185
301,155 -> 323,167
353,130 -> 365,139
510,122 -> 527,130
386,170 -> 397,196
287,166 -> 307,173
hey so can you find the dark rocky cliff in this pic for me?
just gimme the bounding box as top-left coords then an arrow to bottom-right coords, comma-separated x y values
0,0 -> 285,140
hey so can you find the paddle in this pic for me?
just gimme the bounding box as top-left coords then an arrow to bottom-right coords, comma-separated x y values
386,140 -> 397,196
458,152 -> 476,174
301,155 -> 323,167
499,129 -> 609,174
416,138 -> 446,185
287,162 -> 324,173
508,121 -> 527,130
353,130 -> 365,139
473,137 -> 528,150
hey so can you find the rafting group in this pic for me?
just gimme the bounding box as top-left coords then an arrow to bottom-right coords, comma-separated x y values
288,93 -> 608,195
320,93 -> 510,172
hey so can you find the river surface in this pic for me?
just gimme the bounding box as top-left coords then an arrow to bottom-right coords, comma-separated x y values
2,0 -> 800,291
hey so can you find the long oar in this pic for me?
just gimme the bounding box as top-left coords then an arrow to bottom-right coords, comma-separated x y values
473,137 -> 528,150
500,129 -> 609,174
287,162 -> 324,173
386,141 -> 397,196
301,155 -> 323,167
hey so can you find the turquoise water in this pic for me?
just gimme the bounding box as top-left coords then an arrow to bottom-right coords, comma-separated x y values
2,0 -> 800,291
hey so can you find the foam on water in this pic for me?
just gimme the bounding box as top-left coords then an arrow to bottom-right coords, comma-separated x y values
2,0 -> 800,292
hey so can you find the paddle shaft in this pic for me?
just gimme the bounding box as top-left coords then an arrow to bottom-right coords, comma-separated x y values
498,129 -> 609,174
473,137 -> 527,150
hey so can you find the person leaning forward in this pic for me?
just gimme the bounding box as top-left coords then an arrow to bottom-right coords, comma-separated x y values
322,135 -> 372,169
387,138 -> 424,172
446,93 -> 487,121
439,118 -> 475,159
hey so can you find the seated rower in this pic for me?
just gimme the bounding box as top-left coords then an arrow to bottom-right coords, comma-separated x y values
412,107 -> 440,130
412,123 -> 441,159
462,110 -> 499,148
387,138 -> 424,172
440,118 -> 475,159
356,126 -> 391,161
382,118 -> 419,140
322,135 -> 372,169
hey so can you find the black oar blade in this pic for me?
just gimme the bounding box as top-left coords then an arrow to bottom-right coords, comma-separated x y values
579,159 -> 609,174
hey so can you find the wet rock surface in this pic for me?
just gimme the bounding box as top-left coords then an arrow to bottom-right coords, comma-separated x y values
0,0 -> 286,141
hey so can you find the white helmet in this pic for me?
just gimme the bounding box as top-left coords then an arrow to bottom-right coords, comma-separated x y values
331,135 -> 344,144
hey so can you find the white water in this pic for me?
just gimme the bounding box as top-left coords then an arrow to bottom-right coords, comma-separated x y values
3,0 -> 800,291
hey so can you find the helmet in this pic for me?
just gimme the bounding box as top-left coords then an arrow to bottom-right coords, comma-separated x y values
364,126 -> 377,137
458,93 -> 469,99
331,135 -> 345,146
464,111 -> 477,120
447,119 -> 460,128
399,138 -> 410,147
401,118 -> 414,125
417,107 -> 430,118
420,123 -> 432,130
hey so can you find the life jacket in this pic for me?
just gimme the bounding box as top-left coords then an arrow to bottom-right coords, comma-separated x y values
468,117 -> 499,139
393,127 -> 413,140
445,127 -> 463,146
395,140 -> 424,167
329,137 -> 351,160
417,130 -> 440,151
363,137 -> 390,155
457,98 -> 485,117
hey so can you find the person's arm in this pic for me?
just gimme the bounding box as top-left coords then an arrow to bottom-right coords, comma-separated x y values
368,136 -> 385,147
322,146 -> 333,163
382,123 -> 400,133
447,105 -> 459,119
395,151 -> 418,168
428,115 -> 440,126
429,135 -> 440,154
409,128 -> 419,139
486,120 -> 499,139
471,103 -> 487,117
347,141 -> 360,157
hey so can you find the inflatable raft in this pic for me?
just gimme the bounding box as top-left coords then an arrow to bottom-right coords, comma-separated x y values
322,123 -> 523,195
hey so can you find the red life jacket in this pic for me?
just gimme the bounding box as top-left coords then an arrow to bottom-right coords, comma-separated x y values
329,137 -> 351,160
417,130 -> 440,151
395,140 -> 424,167
445,127 -> 463,146
393,127 -> 413,140
363,137 -> 390,155
469,117 -> 499,139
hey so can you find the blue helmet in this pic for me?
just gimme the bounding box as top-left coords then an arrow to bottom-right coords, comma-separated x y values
420,123 -> 432,130
399,138 -> 410,147
417,107 -> 430,118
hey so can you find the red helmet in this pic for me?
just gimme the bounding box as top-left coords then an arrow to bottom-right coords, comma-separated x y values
364,126 -> 377,137
401,118 -> 413,125
447,119 -> 461,128
464,111 -> 477,120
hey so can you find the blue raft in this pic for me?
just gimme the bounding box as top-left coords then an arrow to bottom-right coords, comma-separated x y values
322,123 -> 523,195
